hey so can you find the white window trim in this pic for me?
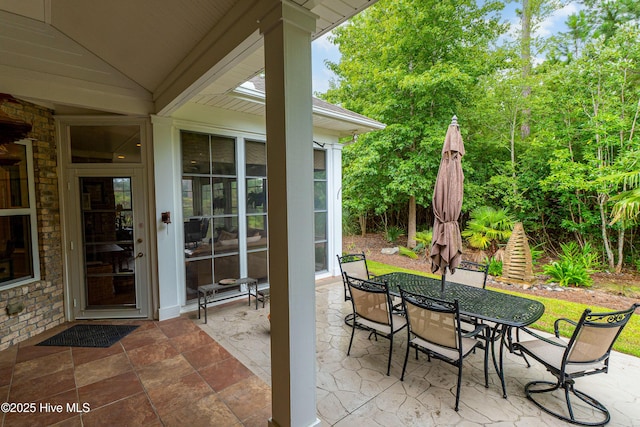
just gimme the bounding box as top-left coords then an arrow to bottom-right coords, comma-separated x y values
0,139 -> 41,289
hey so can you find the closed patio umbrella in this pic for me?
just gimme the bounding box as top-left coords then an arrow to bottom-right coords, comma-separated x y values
430,116 -> 465,291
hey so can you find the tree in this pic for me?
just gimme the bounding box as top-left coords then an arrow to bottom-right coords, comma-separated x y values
324,0 -> 506,246
541,20 -> 640,272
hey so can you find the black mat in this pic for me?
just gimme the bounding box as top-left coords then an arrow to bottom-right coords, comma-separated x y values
36,324 -> 139,348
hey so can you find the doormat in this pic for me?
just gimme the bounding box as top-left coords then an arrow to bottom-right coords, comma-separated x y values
36,324 -> 139,348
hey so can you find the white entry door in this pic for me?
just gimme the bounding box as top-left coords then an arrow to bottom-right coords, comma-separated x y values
67,170 -> 150,319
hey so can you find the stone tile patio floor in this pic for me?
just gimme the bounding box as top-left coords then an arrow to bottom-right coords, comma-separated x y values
202,277 -> 640,427
0,277 -> 638,426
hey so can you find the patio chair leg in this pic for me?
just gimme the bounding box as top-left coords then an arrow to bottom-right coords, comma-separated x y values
454,363 -> 462,411
524,380 -> 611,426
401,342 -> 411,381
347,321 -> 356,356
386,335 -> 392,376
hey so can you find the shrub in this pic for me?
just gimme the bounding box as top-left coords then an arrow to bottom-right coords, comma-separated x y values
412,230 -> 433,255
542,241 -> 598,287
530,243 -> 544,267
560,241 -> 600,273
385,225 -> 404,243
461,206 -> 514,255
486,257 -> 503,276
543,260 -> 592,287
415,230 -> 432,247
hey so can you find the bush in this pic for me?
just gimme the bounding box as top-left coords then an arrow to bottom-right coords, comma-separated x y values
530,243 -> 544,267
415,230 -> 432,247
558,241 -> 601,273
543,260 -> 592,287
542,241 -> 598,287
461,206 -> 514,255
385,225 -> 404,243
486,258 -> 503,276
412,230 -> 433,255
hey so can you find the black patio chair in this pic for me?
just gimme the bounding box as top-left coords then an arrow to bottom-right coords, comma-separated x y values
445,260 -> 488,289
399,288 -> 489,411
513,303 -> 639,426
337,252 -> 371,301
345,274 -> 407,376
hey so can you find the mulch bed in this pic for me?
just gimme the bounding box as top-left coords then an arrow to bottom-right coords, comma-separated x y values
343,233 -> 640,312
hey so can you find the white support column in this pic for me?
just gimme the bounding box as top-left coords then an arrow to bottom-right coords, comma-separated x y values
260,2 -> 319,427
151,115 -> 182,320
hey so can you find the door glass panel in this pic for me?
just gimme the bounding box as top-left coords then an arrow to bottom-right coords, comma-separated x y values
81,177 -> 136,307
70,125 -> 141,164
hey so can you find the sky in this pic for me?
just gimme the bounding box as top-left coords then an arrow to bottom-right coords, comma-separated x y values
311,1 -> 582,94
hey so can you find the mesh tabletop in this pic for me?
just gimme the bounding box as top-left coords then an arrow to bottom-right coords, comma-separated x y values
379,272 -> 544,327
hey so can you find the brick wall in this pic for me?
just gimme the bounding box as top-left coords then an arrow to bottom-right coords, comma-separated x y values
0,98 -> 65,351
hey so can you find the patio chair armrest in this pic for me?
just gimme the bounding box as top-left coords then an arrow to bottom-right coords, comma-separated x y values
553,317 -> 577,338
462,323 -> 488,339
517,326 -> 568,348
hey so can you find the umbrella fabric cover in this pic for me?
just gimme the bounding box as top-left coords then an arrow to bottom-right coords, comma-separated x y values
430,121 -> 465,274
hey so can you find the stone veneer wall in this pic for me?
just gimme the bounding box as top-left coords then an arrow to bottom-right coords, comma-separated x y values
0,98 -> 65,351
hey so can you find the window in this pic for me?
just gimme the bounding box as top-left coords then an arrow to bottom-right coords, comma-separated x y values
182,131 -> 240,301
245,140 -> 268,284
314,149 -> 328,272
0,141 -> 40,287
70,125 -> 142,163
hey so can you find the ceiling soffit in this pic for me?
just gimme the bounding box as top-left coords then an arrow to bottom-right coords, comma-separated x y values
0,0 -> 380,115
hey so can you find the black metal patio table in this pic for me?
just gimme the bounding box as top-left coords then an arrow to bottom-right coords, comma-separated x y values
376,271 -> 545,398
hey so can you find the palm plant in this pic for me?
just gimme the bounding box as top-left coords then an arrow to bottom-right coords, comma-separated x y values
461,206 -> 514,256
609,179 -> 640,224
605,151 -> 640,225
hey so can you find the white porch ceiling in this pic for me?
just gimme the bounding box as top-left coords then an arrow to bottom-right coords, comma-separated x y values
0,0 -> 378,116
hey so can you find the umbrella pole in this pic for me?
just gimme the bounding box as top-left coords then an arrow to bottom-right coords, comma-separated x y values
441,269 -> 446,294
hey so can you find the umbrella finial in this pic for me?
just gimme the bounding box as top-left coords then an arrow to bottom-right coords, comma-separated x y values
450,115 -> 458,126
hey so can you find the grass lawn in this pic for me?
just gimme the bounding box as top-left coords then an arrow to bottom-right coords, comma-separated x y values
366,260 -> 640,358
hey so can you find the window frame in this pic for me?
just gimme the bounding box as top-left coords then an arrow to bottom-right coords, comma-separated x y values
0,140 -> 41,289
313,148 -> 328,272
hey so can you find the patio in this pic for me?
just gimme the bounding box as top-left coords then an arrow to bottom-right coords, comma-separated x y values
203,277 -> 640,426
0,277 -> 638,426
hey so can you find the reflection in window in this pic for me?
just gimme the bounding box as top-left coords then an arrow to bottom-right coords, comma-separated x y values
314,149 -> 327,272
70,125 -> 141,163
246,140 -> 268,284
182,131 -> 240,301
0,142 -> 38,286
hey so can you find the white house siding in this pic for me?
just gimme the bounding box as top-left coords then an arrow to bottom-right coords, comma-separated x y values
154,104 -> 346,318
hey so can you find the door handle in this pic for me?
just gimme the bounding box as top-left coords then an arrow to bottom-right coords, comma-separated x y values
135,252 -> 144,259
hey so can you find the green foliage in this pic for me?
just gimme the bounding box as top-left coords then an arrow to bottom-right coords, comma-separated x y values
323,0 -> 507,237
342,206 -> 362,236
530,243 -> 545,267
461,206 -> 514,253
486,257 -> 503,276
399,246 -> 418,259
385,225 -> 404,243
412,230 -> 433,254
542,241 -> 600,287
557,241 -> 601,273
329,0 -> 640,272
543,260 -> 592,287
